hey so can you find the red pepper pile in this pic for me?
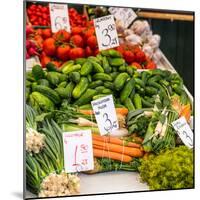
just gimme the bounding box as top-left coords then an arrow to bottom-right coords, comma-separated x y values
27,4 -> 50,26
69,8 -> 88,27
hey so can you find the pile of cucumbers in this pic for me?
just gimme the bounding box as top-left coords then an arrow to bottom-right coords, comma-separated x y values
26,49 -> 190,112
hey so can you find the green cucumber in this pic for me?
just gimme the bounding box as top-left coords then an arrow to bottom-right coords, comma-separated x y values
114,72 -> 129,91
72,77 -> 89,99
93,73 -> 113,81
80,61 -> 93,76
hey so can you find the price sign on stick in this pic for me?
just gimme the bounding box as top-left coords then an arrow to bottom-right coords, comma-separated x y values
63,130 -> 94,173
94,15 -> 119,51
49,3 -> 70,33
172,116 -> 193,148
91,95 -> 119,135
109,7 -> 137,28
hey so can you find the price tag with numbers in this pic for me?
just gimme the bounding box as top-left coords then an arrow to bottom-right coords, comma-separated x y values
94,15 -> 119,51
109,7 -> 137,28
49,3 -> 70,33
63,130 -> 94,173
91,95 -> 119,135
172,116 -> 193,148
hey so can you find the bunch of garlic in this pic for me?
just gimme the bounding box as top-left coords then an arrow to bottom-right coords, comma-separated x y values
26,128 -> 45,154
39,172 -> 80,197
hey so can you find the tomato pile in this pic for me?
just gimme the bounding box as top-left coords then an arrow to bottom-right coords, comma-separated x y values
27,4 -> 50,26
26,4 -> 157,69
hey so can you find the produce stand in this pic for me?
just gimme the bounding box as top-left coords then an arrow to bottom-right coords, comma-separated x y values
25,1 -> 194,199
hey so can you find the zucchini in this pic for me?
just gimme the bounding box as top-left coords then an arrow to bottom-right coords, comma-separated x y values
32,65 -> 44,80
93,73 -> 112,81
33,85 -> 61,104
74,89 -> 97,106
80,61 -> 93,76
120,78 -> 135,103
72,77 -> 89,99
114,72 -> 129,91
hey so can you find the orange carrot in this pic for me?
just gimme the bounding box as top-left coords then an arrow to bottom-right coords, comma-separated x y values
79,110 -> 94,115
116,108 -> 128,116
92,140 -> 144,157
93,148 -> 133,163
92,135 -> 141,148
79,108 -> 128,116
180,104 -> 191,122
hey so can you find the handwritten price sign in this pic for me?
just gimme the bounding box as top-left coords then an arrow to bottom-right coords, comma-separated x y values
91,95 -> 119,135
94,15 -> 119,51
109,7 -> 137,28
172,116 -> 193,148
63,130 -> 94,173
49,3 -> 70,33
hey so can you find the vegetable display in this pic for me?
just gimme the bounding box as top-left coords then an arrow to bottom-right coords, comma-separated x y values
25,2 -> 194,197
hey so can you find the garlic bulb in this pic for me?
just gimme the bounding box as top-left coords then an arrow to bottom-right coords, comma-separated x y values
26,128 -> 45,154
152,49 -> 162,64
131,20 -> 150,35
142,44 -> 154,59
125,34 -> 142,46
115,19 -> 125,34
147,34 -> 161,49
39,172 -> 80,197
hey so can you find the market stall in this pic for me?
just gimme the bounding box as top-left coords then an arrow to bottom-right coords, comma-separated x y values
25,1 -> 194,199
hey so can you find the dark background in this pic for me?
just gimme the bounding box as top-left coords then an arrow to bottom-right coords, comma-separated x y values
150,19 -> 194,95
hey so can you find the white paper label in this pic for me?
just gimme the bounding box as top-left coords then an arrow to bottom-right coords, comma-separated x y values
63,130 -> 94,173
109,7 -> 137,28
49,3 -> 70,33
172,116 -> 193,148
91,95 -> 119,135
26,56 -> 41,71
94,15 -> 119,51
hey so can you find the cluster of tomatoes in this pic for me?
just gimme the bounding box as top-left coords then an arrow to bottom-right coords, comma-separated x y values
27,4 -> 50,26
116,44 -> 156,69
31,25 -> 98,68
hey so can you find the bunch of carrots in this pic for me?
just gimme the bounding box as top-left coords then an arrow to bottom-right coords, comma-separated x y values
92,135 -> 144,163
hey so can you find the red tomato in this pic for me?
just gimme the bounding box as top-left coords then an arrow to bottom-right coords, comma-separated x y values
42,28 -> 52,39
69,48 -> 85,60
29,4 -> 36,11
85,46 -> 93,57
87,35 -> 97,50
83,27 -> 95,40
123,50 -> 135,64
70,34 -> 84,48
43,38 -> 57,56
145,61 -> 156,69
53,29 -> 71,43
56,44 -> 71,61
134,51 -> 146,63
71,27 -> 83,35
41,55 -> 52,68
131,62 -> 143,69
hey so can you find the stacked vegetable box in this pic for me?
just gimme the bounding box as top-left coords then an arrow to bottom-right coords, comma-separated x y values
25,2 -> 194,199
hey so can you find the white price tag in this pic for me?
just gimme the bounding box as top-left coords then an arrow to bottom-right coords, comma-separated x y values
94,15 -> 119,51
63,130 -> 94,173
172,116 -> 193,148
91,95 -> 119,135
109,7 -> 137,28
26,56 -> 41,71
49,3 -> 70,33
